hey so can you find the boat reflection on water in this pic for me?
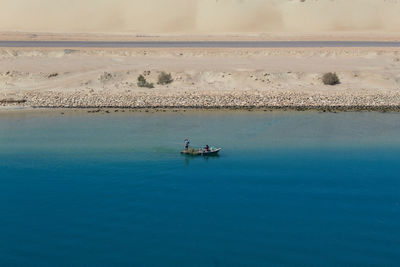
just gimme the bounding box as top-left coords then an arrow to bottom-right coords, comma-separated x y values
183,152 -> 221,166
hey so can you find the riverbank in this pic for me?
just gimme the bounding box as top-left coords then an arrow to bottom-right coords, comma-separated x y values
2,106 -> 400,115
1,46 -> 400,110
2,90 -> 400,111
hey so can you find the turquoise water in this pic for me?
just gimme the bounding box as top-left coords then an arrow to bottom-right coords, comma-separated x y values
1,111 -> 400,266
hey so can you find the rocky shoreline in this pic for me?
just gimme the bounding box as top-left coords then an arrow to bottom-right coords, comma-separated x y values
2,90 -> 400,112
2,45 -> 400,113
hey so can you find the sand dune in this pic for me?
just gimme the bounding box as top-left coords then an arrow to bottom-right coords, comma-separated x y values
1,0 -> 400,33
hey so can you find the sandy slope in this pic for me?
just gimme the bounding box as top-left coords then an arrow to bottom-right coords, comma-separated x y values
0,46 -> 400,108
1,31 -> 400,42
2,0 -> 400,34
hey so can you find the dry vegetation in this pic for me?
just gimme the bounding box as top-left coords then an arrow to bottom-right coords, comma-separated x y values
157,72 -> 173,85
137,75 -> 154,88
322,72 -> 340,85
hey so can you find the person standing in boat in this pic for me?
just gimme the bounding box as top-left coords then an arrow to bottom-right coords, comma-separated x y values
184,139 -> 190,150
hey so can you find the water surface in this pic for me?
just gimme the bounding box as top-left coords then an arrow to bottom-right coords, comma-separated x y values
0,111 -> 399,266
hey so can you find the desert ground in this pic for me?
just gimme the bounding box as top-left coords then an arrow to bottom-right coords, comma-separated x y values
2,0 -> 400,110
1,31 -> 400,42
1,32 -> 400,110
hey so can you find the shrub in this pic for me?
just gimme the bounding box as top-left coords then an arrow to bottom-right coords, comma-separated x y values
99,72 -> 113,83
48,73 -> 58,78
322,72 -> 340,85
137,75 -> 154,88
157,72 -> 173,85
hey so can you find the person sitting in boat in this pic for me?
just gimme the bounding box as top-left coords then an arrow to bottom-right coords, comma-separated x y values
204,145 -> 210,152
184,139 -> 190,150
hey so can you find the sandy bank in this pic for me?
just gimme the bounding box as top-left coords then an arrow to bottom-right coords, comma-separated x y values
1,46 -> 400,110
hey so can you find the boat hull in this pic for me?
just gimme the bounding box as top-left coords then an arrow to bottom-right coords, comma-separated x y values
181,148 -> 221,156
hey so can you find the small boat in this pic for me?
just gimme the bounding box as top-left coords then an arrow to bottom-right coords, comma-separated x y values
181,148 -> 222,156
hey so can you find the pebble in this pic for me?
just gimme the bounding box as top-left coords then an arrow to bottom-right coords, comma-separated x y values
2,90 -> 400,112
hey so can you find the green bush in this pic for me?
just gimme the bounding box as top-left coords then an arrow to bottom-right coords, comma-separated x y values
157,72 -> 173,85
322,72 -> 340,85
137,75 -> 154,88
